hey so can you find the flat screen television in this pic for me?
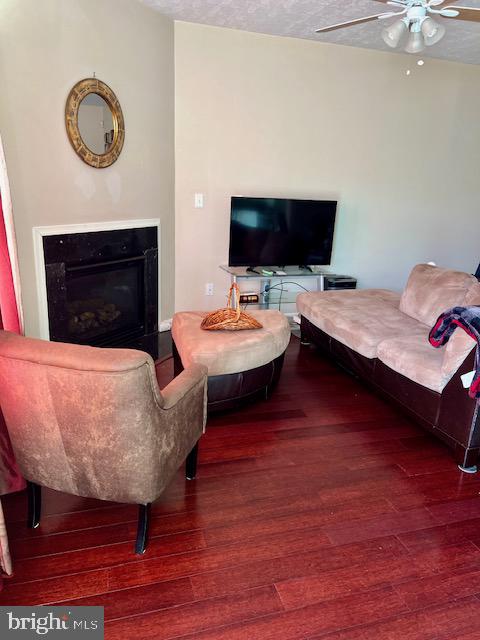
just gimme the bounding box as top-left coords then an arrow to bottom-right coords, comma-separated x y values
228,196 -> 337,268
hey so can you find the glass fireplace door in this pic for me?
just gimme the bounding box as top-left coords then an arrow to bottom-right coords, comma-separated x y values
65,256 -> 146,346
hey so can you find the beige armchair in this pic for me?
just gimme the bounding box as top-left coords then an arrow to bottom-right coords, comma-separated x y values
0,331 -> 207,554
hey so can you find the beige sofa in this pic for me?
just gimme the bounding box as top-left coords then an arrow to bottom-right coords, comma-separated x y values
297,264 -> 480,470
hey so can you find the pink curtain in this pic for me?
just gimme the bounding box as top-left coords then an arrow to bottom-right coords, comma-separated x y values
0,135 -> 25,581
0,500 -> 11,577
0,195 -> 20,334
0,325 -> 17,584
0,288 -> 24,497
0,141 -> 25,496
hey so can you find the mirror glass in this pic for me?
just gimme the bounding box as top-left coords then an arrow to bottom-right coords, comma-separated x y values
77,93 -> 115,155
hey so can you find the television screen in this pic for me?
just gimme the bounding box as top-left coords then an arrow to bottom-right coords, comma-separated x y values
228,197 -> 337,267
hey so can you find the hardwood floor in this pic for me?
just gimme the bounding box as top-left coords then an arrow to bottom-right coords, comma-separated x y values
2,336 -> 480,639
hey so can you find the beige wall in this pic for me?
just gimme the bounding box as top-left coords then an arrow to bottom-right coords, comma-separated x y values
0,0 -> 175,336
175,22 -> 480,312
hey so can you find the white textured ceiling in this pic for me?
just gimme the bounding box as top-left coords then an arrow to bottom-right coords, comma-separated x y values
140,0 -> 480,64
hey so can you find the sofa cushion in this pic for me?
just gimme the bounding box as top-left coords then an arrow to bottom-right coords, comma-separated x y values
297,289 -> 423,359
297,289 -> 401,318
377,333 -> 446,393
172,310 -> 291,376
399,264 -> 478,327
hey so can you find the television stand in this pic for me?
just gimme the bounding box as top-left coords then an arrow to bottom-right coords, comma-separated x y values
219,265 -> 330,310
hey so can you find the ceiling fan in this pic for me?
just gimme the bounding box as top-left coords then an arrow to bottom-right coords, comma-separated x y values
315,1 -> 480,54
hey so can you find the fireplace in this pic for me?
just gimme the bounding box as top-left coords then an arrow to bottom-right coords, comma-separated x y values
65,257 -> 145,344
42,225 -> 159,359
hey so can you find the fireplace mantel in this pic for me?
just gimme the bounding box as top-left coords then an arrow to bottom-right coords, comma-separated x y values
33,219 -> 161,345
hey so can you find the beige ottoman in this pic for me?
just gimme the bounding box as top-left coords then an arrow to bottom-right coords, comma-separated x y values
172,310 -> 291,411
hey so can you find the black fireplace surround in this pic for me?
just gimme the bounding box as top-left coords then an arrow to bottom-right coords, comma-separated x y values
43,227 -> 159,359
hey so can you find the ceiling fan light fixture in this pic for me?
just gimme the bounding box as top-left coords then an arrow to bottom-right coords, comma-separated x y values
381,18 -> 408,48
313,0 -> 480,55
405,31 -> 426,54
421,17 -> 446,46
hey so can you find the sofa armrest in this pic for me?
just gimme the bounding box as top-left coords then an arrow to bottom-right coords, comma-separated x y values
160,363 -> 208,411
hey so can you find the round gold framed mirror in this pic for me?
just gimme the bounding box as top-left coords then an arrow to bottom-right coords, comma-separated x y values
65,78 -> 125,168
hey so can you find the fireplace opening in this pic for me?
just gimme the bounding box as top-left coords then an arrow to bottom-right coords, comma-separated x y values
66,256 -> 145,346
43,226 -> 159,358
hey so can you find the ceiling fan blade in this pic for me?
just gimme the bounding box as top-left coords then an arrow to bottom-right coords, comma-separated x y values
442,5 -> 480,21
374,0 -> 457,5
315,13 -> 387,33
378,10 -> 407,19
438,8 -> 460,16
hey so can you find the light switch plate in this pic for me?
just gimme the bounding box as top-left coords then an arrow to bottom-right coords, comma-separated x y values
194,193 -> 204,209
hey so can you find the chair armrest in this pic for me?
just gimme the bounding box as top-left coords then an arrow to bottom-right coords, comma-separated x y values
161,363 -> 208,411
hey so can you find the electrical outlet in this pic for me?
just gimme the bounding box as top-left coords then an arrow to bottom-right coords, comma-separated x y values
158,319 -> 172,332
205,283 -> 214,296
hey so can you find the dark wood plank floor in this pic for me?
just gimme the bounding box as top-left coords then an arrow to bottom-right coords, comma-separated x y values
2,337 -> 480,639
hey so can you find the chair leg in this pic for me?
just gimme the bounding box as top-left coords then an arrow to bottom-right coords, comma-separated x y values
186,442 -> 199,480
135,503 -> 151,555
27,481 -> 41,529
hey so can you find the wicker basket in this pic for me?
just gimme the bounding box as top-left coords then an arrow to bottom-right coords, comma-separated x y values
201,283 -> 263,331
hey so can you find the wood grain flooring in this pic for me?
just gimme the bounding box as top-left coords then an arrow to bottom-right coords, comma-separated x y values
2,337 -> 480,639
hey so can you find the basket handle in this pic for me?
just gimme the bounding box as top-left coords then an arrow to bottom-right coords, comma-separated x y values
227,283 -> 241,322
